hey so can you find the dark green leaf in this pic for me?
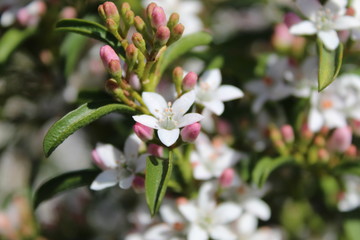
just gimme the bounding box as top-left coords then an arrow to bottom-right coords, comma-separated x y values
56,19 -> 124,56
0,28 -> 35,64
333,162 -> 360,176
43,101 -> 137,157
33,169 -> 100,209
145,151 -> 173,216
252,156 -> 293,187
160,32 -> 212,74
318,40 -> 343,91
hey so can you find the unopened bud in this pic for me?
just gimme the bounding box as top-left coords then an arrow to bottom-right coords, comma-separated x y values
100,45 -> 121,75
220,168 -> 235,188
120,2 -> 131,17
155,26 -> 170,46
106,18 -> 119,35
102,1 -> 120,25
126,44 -> 138,69
314,136 -> 326,147
327,126 -> 352,153
148,143 -> 163,157
167,13 -> 179,30
182,72 -> 198,91
283,12 -> 301,28
345,144 -> 357,158
134,16 -> 146,32
129,73 -> 141,90
146,3 -> 157,22
301,123 -> 313,140
173,67 -> 183,83
132,176 -> 145,193
181,122 -> 201,142
151,6 -> 167,29
280,124 -> 294,143
98,4 -> 106,20
108,59 -> 122,77
132,32 -> 147,55
168,23 -> 184,45
125,10 -> 135,25
133,122 -> 154,141
318,148 -> 330,162
105,78 -> 119,92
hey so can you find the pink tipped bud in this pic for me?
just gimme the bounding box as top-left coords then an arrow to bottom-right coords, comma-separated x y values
151,6 -> 167,29
100,45 -> 120,67
60,6 -> 77,19
280,124 -> 294,143
181,122 -> 201,143
129,74 -> 141,90
220,168 -> 235,188
105,78 -> 119,93
134,16 -> 146,32
102,1 -> 120,23
108,59 -> 122,76
155,26 -> 170,46
182,72 -> 198,91
146,3 -> 157,21
272,23 -> 294,51
92,149 -> 107,170
17,8 -> 31,26
283,12 -> 301,28
172,23 -> 184,38
327,126 -> 352,153
168,13 -> 180,29
345,144 -> 357,157
318,148 -> 330,162
301,123 -> 313,139
133,122 -> 154,141
148,144 -> 163,157
132,176 -> 145,193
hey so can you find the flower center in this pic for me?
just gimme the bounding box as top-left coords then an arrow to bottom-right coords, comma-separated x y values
158,102 -> 178,130
197,82 -> 213,102
315,8 -> 335,31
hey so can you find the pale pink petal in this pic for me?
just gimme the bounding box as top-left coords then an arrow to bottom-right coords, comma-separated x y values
334,16 -> 360,30
309,108 -> 324,132
214,202 -> 242,224
202,100 -> 225,116
133,115 -> 159,129
90,169 -> 118,190
178,113 -> 204,128
289,21 -> 317,35
216,85 -> 244,102
243,198 -> 271,221
157,128 -> 180,146
296,0 -> 322,20
142,92 -> 167,118
95,144 -> 125,168
236,213 -> 258,235
178,202 -> 198,222
124,134 -> 142,161
318,30 -> 339,50
209,225 -> 237,240
188,224 -> 208,240
118,169 -> 135,189
172,90 -> 196,115
201,69 -> 222,89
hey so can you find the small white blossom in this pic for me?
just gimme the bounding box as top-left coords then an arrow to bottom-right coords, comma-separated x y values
338,175 -> 360,212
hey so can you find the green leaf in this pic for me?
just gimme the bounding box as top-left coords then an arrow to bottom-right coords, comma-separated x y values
318,40 -> 343,91
252,156 -> 293,187
333,162 -> 360,176
145,151 -> 173,216
160,32 -> 212,74
33,169 -> 100,209
56,19 -> 124,56
43,101 -> 137,157
344,219 -> 360,240
0,28 -> 35,64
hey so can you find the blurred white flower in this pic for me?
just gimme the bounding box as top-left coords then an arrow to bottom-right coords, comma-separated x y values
338,175 -> 360,212
290,0 -> 360,50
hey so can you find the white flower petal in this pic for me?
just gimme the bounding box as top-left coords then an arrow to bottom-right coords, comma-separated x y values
90,169 -> 118,190
325,0 -> 347,15
193,164 -> 213,180
236,212 -> 258,235
142,92 -> 167,118
95,144 -> 125,168
216,85 -> 244,102
178,202 -> 198,222
178,113 -> 204,128
318,30 -> 339,50
198,182 -> 217,212
201,69 -> 222,89
289,21 -> 317,35
188,224 -> 208,240
144,223 -> 173,240
334,16 -> 360,30
209,225 -> 237,240
172,90 -> 196,115
252,95 -> 267,113
133,115 -> 159,129
214,202 -> 242,224
296,0 -> 322,20
124,134 -> 142,161
309,108 -> 324,132
160,200 -> 185,224
202,100 -> 225,116
118,169 -> 135,189
324,109 -> 347,129
134,154 -> 148,173
244,198 -> 271,221
157,128 -> 180,147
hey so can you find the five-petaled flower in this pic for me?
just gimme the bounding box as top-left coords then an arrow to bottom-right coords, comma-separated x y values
133,90 -> 203,147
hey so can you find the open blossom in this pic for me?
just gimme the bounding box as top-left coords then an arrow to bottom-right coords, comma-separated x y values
90,134 -> 148,190
195,69 -> 244,116
290,0 -> 360,50
338,175 -> 360,212
133,90 -> 203,147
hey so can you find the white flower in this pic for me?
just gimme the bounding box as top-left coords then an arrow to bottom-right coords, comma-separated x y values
290,0 -> 360,50
133,90 -> 203,147
191,133 -> 241,180
142,0 -> 203,35
350,0 -> 360,40
90,134 -> 148,190
177,182 -> 241,240
338,175 -> 360,212
195,69 -> 244,116
335,74 -> 360,120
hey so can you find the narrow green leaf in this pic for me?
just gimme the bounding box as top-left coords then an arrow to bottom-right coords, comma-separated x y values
56,19 -> 124,56
252,156 -> 293,187
160,32 -> 212,74
43,101 -> 137,157
0,28 -> 35,64
33,169 -> 100,209
145,151 -> 173,216
318,40 -> 343,91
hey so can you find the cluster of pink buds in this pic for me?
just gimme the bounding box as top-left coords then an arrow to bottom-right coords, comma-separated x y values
172,66 -> 198,95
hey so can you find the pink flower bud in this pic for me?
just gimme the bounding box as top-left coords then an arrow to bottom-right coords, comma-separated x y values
108,59 -> 122,76
100,45 -> 120,68
220,168 -> 235,188
60,6 -> 77,19
147,144 -> 163,157
103,1 -> 120,22
155,26 -> 170,46
327,126 -> 352,153
280,124 -> 294,143
272,23 -> 294,51
318,148 -> 330,162
92,149 -> 107,170
283,12 -> 301,28
182,72 -> 198,91
133,122 -> 154,141
181,122 -> 201,143
151,6 -> 167,28
17,8 -> 31,26
132,176 -> 145,193
129,73 -> 141,90
345,144 -> 357,157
